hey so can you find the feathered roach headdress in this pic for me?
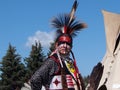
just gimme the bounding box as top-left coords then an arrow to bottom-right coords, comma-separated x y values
51,0 -> 87,47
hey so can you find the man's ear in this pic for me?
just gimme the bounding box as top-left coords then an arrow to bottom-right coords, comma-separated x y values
55,42 -> 58,48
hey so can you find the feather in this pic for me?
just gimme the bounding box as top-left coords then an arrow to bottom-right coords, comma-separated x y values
51,0 -> 87,38
51,14 -> 86,36
69,0 -> 78,25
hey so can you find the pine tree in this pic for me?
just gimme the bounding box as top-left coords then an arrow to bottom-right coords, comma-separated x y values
24,42 -> 45,81
0,44 -> 26,90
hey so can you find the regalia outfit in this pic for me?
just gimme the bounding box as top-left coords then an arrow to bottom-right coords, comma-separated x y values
30,52 -> 85,90
30,0 -> 87,90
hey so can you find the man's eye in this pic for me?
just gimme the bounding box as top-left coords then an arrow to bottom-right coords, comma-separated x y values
58,42 -> 70,45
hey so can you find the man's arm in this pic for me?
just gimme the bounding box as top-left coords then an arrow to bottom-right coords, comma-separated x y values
30,59 -> 58,90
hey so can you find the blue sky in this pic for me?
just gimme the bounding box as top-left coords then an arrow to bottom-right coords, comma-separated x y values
0,0 -> 120,76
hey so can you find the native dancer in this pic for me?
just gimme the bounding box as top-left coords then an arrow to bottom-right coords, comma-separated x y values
30,0 -> 87,90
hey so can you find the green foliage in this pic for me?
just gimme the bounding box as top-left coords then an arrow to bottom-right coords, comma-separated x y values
24,42 -> 45,81
0,41 -> 90,89
0,44 -> 26,90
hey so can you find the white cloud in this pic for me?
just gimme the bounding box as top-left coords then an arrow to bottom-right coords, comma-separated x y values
26,30 -> 55,48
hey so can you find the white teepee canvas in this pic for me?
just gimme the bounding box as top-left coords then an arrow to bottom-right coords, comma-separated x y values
98,10 -> 120,90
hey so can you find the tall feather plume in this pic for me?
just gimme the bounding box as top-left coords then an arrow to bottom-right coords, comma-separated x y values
68,0 -> 78,25
51,0 -> 87,37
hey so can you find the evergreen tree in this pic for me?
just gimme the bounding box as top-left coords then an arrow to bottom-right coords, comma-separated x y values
24,42 -> 45,81
0,44 -> 26,90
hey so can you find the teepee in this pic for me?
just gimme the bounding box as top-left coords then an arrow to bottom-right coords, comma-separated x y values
98,10 -> 120,90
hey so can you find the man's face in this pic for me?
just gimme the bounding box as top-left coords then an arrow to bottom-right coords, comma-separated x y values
57,42 -> 71,55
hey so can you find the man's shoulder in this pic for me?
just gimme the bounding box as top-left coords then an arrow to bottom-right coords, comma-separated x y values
48,54 -> 60,63
42,54 -> 59,65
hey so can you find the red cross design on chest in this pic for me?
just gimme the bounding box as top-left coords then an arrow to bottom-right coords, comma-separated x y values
53,78 -> 61,86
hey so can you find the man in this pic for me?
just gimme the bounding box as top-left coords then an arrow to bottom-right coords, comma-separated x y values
30,0 -> 87,90
30,34 -> 85,90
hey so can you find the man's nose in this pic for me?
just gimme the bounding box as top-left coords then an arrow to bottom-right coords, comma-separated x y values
63,43 -> 67,47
